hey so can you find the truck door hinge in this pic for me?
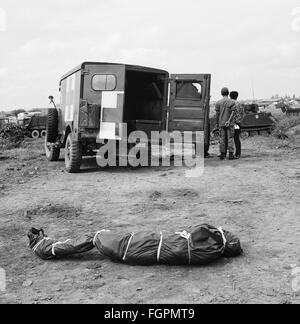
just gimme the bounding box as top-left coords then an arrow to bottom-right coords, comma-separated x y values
82,69 -> 90,75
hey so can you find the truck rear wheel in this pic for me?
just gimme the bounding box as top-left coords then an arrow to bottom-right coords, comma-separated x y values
45,140 -> 60,162
31,130 -> 40,139
46,108 -> 58,143
40,130 -> 47,138
65,134 -> 82,173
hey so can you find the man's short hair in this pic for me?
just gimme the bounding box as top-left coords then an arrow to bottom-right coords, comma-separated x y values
230,91 -> 239,100
221,88 -> 229,96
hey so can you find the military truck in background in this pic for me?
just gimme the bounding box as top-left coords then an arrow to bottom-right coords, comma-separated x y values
17,113 -> 48,139
45,62 -> 211,173
24,115 -> 47,139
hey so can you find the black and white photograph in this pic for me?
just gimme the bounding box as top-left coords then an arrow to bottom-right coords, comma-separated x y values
0,0 -> 300,308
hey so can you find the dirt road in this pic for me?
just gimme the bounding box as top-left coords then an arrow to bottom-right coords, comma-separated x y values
0,137 -> 300,304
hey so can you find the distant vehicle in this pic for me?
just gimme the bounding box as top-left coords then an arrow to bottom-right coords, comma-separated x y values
240,104 -> 275,135
28,111 -> 43,116
24,115 -> 47,139
18,113 -> 47,139
256,98 -> 281,108
45,62 -> 212,173
277,101 -> 300,116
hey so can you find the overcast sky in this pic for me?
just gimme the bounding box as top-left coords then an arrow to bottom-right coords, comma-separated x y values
0,0 -> 299,110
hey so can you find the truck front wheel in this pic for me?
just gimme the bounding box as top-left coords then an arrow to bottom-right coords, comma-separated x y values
65,134 -> 82,173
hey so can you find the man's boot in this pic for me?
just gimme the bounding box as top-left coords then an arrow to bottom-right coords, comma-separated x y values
229,153 -> 236,160
220,153 -> 226,160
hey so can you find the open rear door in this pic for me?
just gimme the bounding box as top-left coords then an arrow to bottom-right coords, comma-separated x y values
168,74 -> 211,149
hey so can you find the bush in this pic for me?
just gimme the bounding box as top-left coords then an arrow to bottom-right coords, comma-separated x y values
272,116 -> 300,139
0,124 -> 29,150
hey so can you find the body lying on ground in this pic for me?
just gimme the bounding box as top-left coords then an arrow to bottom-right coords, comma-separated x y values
28,224 -> 243,266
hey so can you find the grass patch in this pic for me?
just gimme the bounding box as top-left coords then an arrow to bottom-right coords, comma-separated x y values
0,139 -> 44,162
0,138 -> 48,187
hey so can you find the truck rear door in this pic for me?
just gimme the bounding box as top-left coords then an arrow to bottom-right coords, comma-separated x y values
168,74 -> 211,138
81,64 -> 125,141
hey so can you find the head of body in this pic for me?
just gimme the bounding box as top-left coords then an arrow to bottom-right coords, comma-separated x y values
28,228 -> 46,249
230,91 -> 239,101
221,87 -> 230,98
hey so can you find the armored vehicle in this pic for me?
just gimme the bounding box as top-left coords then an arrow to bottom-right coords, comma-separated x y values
240,104 -> 275,135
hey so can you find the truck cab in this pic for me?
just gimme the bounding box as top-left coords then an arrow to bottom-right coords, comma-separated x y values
45,62 -> 211,173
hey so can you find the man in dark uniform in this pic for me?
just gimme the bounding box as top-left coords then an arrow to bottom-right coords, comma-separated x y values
215,88 -> 236,160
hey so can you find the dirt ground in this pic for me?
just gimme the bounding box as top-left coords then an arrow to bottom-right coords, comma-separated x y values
0,136 -> 300,304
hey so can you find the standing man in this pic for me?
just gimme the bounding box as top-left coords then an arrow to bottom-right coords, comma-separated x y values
230,91 -> 245,159
215,88 -> 236,160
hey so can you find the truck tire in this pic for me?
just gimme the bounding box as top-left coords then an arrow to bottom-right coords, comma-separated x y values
31,130 -> 40,139
65,134 -> 82,173
46,108 -> 58,143
41,130 -> 47,138
45,139 -> 60,162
